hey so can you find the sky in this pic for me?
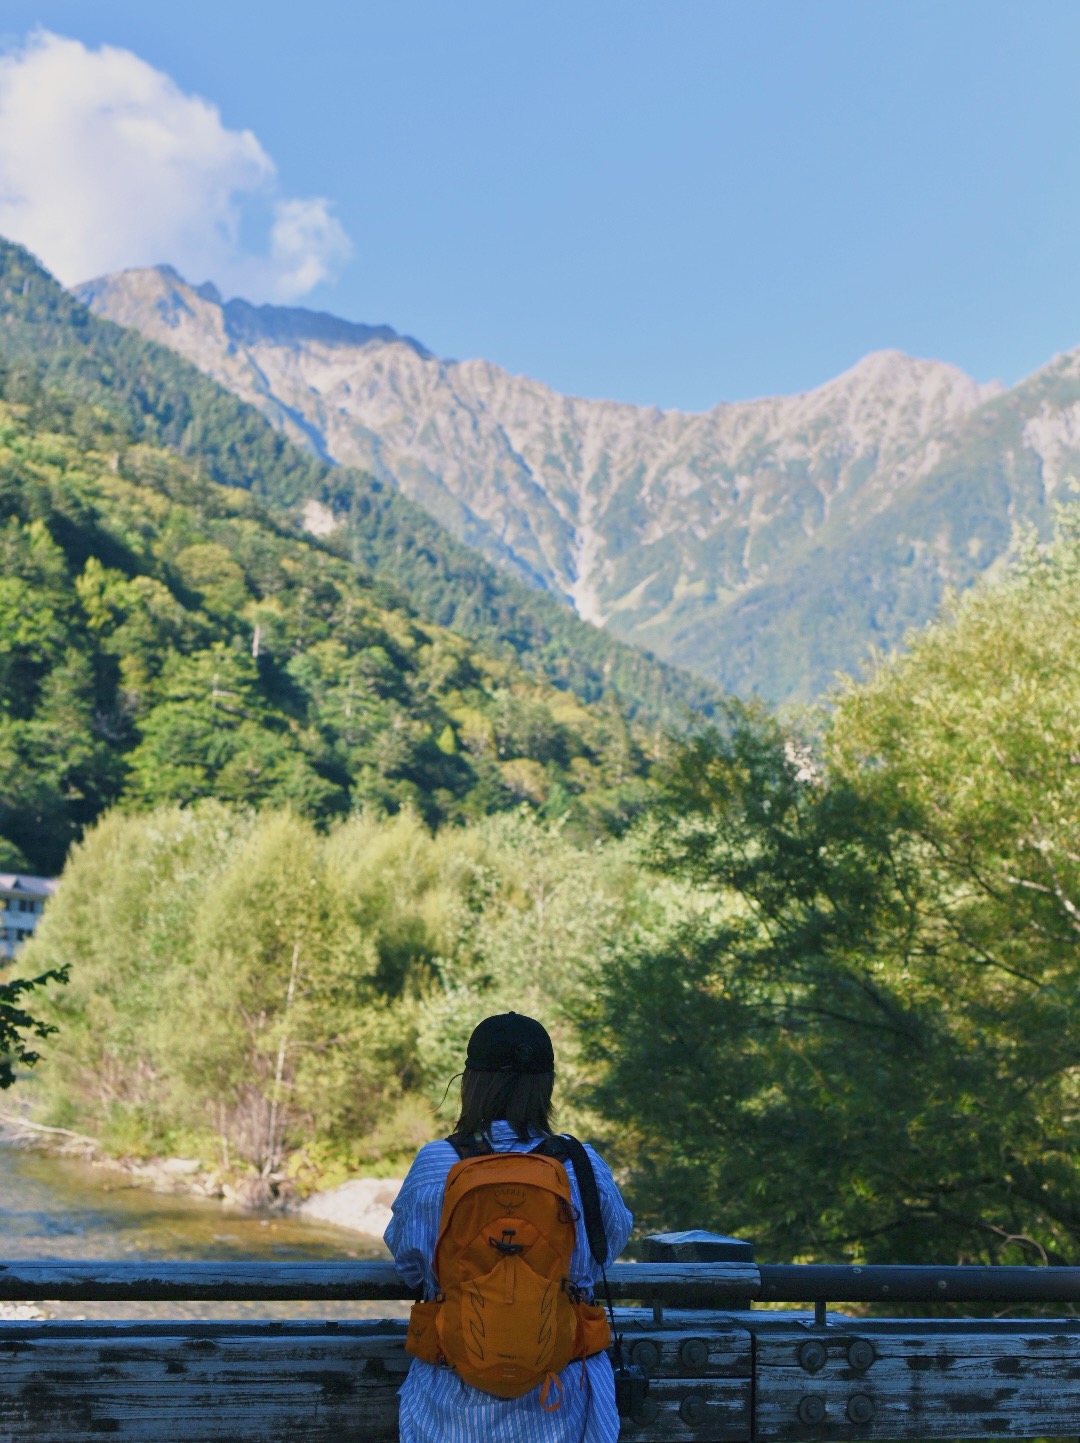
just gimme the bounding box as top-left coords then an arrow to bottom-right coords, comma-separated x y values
0,2 -> 1079,410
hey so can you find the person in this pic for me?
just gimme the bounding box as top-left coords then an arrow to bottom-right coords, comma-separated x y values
385,1011 -> 633,1443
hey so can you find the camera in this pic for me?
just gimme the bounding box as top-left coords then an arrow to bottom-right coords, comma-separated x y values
613,1363 -> 650,1417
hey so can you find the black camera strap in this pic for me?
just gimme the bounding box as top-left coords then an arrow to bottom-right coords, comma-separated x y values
535,1134 -> 632,1381
534,1133 -> 607,1268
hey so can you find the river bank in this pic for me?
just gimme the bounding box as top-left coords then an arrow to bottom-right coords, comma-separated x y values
0,1135 -> 411,1323
0,1110 -> 403,1242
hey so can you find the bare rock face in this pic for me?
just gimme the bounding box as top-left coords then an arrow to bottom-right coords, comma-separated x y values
81,265 -> 1070,700
299,1178 -> 403,1239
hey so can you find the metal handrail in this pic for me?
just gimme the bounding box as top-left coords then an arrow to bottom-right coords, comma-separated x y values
757,1263 -> 1080,1305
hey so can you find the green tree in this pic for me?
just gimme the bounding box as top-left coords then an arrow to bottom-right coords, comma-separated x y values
0,967 -> 69,1089
588,511 -> 1080,1264
14,803 -> 252,1145
19,802 -> 648,1179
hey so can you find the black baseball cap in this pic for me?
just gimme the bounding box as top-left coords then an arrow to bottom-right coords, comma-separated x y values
464,1012 -> 555,1075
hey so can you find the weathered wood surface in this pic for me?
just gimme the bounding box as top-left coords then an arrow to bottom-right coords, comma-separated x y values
0,1259 -> 762,1304
0,1321 -> 406,1443
8,1259 -> 1080,1305
0,1315 -> 753,1443
0,1261 -> 411,1303
752,1319 -> 1080,1440
617,1379 -> 750,1441
8,1254 -> 1080,1441
6,1311 -> 1080,1440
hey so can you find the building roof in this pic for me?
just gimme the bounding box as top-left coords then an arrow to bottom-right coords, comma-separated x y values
0,874 -> 58,897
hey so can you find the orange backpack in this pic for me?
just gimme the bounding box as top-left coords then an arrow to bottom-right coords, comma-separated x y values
405,1133 -> 611,1404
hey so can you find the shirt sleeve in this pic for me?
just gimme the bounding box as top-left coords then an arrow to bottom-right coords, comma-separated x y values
583,1142 -> 634,1265
383,1140 -> 456,1295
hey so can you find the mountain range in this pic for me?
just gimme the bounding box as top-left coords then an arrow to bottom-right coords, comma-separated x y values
0,238 -> 715,736
0,238 -> 720,872
79,265 -> 1080,702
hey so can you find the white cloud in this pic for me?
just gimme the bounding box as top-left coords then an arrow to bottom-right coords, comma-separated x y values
0,30 -> 352,301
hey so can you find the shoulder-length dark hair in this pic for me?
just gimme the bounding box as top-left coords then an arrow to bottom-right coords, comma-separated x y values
455,1068 -> 555,1141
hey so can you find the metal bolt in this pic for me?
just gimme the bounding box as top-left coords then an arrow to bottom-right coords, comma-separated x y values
679,1337 -> 709,1370
847,1393 -> 875,1425
679,1394 -> 707,1426
847,1339 -> 875,1372
799,1339 -> 827,1373
630,1339 -> 660,1374
632,1395 -> 659,1425
797,1394 -> 826,1425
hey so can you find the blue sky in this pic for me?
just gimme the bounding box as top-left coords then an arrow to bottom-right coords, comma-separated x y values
1,2 -> 1079,409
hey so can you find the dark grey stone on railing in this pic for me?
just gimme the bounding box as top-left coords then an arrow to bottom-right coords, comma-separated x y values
644,1233 -> 755,1310
644,1231 -> 755,1263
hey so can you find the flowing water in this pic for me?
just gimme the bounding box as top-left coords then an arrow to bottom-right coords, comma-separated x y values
0,1144 -> 403,1321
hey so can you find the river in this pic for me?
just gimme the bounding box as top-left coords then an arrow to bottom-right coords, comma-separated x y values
0,1143 -> 402,1322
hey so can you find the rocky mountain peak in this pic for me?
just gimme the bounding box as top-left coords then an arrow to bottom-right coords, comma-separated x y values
77,265 -> 430,360
78,265 -> 1068,702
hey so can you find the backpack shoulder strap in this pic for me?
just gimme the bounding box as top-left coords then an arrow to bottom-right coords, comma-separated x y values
536,1133 -> 608,1268
445,1131 -> 494,1160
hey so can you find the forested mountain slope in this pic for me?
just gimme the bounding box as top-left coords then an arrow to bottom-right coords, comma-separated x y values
78,263 -> 1076,702
0,239 -> 717,731
0,388 -> 663,875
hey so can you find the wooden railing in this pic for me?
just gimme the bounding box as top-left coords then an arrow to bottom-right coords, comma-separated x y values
2,1233 -> 1078,1441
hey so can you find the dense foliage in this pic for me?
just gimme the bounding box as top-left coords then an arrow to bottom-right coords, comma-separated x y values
19,806 -> 647,1181
0,237 -> 719,731
0,390 -> 661,873
0,965 -> 68,1089
13,509 -> 1080,1256
586,511 -> 1080,1264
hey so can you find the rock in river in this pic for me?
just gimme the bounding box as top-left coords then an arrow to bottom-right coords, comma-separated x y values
299,1178 -> 403,1238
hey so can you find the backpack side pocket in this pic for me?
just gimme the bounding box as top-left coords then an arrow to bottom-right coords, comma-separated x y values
405,1299 -> 442,1364
573,1301 -> 612,1359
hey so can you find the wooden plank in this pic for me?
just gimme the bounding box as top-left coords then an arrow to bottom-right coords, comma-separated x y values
753,1322 -> 1080,1440
0,1262 -> 408,1303
616,1378 -> 751,1442
10,1258 -> 1080,1307
0,1316 -> 752,1372
0,1325 -> 404,1442
0,1319 -> 754,1443
610,1324 -> 752,1379
16,1303 -> 1080,1440
0,1260 -> 763,1306
609,1263 -> 761,1305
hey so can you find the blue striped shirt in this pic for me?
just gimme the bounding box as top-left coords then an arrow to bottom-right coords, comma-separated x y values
384,1121 -> 633,1443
